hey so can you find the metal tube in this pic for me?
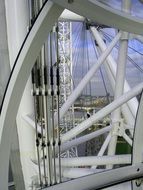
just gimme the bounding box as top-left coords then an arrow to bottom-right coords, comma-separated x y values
42,44 -> 53,186
57,126 -> 111,153
123,133 -> 132,146
94,44 -> 135,127
36,155 -> 132,167
31,66 -> 42,187
56,24 -> 62,183
97,133 -> 111,157
22,115 -> 41,133
61,82 -> 143,142
38,59 -> 47,185
50,31 -> 57,184
34,165 -> 103,179
90,27 -> 137,120
107,0 -> 131,168
91,133 -> 111,169
107,31 -> 129,159
55,32 -> 121,126
42,163 -> 143,190
61,168 -> 102,179
55,155 -> 131,167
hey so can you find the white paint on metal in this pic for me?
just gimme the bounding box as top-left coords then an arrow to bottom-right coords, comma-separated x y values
61,82 -> 143,142
0,2 -> 64,189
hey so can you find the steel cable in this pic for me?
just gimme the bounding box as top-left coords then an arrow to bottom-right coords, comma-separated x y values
50,31 -> 57,184
56,24 -> 62,182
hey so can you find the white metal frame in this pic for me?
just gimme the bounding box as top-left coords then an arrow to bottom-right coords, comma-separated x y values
44,164 -> 143,190
1,0 -> 143,189
52,0 -> 143,35
0,2 -> 64,189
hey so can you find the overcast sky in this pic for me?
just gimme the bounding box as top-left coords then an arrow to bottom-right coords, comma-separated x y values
72,20 -> 143,97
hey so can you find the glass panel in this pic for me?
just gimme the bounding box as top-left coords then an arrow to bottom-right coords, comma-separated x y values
97,0 -> 143,19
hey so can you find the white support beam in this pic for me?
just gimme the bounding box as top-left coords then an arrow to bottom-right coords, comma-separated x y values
132,91 -> 143,189
57,126 -> 111,153
97,133 -> 111,157
91,133 -> 111,169
55,155 -> 131,167
33,164 -> 103,179
107,1 -> 131,168
133,91 -> 143,164
123,133 -> 132,146
43,163 -> 143,190
60,168 -> 102,179
10,122 -> 25,190
90,27 -> 138,121
22,115 -> 42,133
55,32 -> 121,126
93,38 -> 135,127
0,2 -> 64,189
33,155 -> 133,168
61,82 -> 143,142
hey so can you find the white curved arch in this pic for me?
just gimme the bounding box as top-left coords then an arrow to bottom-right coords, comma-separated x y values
1,0 -> 143,189
0,1 -> 64,189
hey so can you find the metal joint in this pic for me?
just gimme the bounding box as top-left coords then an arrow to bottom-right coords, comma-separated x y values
120,31 -> 129,40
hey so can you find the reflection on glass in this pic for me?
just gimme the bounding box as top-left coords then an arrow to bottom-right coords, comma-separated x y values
98,0 -> 143,19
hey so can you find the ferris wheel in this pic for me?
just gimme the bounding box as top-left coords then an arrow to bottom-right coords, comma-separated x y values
0,0 -> 143,190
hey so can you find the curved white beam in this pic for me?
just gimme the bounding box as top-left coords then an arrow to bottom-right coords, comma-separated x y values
52,0 -> 143,35
132,91 -> 143,188
0,2 -> 64,189
133,91 -> 143,164
44,164 -> 143,190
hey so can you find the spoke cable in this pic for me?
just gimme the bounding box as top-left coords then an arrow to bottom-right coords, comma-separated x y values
31,65 -> 43,187
101,31 -> 143,74
42,46 -> 52,186
38,57 -> 47,185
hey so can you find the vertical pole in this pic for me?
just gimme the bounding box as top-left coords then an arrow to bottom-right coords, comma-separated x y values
90,27 -> 136,127
56,24 -> 62,183
50,31 -> 57,184
107,0 -> 131,168
32,66 -> 43,187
